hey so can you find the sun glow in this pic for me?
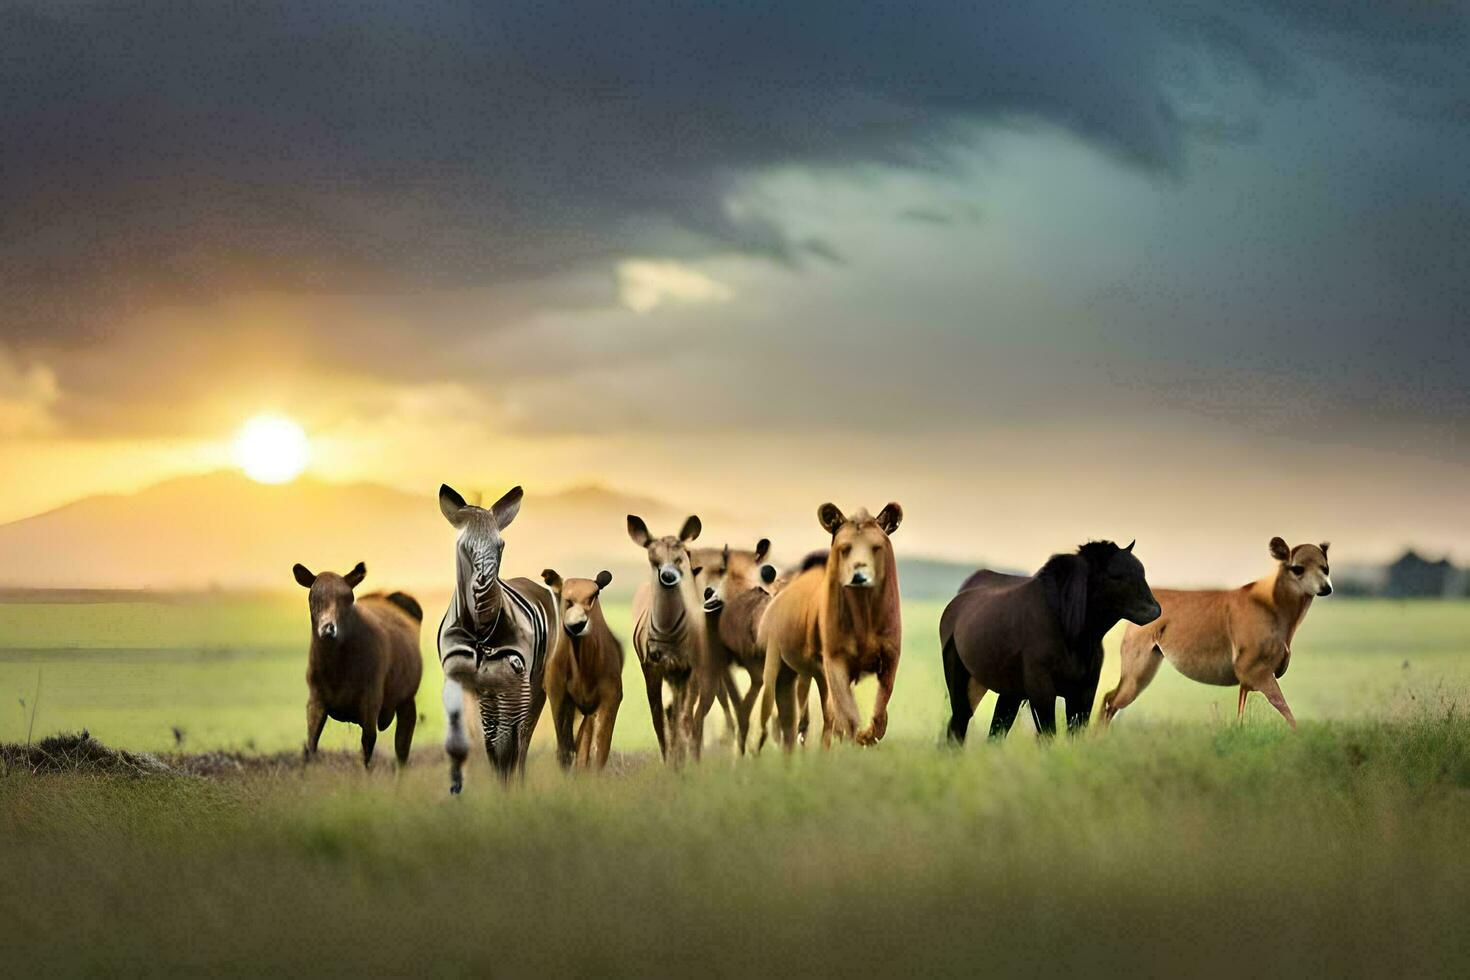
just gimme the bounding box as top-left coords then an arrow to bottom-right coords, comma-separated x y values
233,414 -> 311,484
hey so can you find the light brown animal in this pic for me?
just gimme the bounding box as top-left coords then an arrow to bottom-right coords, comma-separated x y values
1103,538 -> 1333,729
692,541 -> 778,753
292,561 -> 424,767
758,503 -> 903,750
629,514 -> 709,764
541,568 -> 623,770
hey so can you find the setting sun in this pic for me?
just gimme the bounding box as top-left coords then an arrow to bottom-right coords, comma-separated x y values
233,415 -> 310,484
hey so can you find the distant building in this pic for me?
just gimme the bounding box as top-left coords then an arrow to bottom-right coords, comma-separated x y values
1384,550 -> 1465,599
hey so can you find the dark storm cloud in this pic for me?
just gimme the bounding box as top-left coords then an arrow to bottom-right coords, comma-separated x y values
3,0 -> 1469,445
0,0 -> 1301,342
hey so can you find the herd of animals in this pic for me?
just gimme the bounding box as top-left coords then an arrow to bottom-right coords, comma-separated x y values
290,483 -> 1334,794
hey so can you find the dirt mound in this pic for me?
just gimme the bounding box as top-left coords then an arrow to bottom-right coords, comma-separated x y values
1,731 -> 171,777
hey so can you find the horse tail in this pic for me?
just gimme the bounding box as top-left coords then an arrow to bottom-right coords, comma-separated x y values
386,592 -> 424,622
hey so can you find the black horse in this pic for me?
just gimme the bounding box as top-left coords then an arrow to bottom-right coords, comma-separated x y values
939,540 -> 1160,741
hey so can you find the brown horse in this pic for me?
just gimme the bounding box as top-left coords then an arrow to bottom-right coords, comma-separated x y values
758,503 -> 903,750
292,561 -> 423,767
1103,538 -> 1332,729
629,514 -> 708,764
693,541 -> 777,753
541,569 -> 623,770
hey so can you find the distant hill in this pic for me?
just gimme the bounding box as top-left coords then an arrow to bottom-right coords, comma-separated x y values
0,472 -> 993,599
0,473 -> 712,593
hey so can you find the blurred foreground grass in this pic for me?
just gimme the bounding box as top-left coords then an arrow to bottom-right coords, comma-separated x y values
3,718 -> 1470,975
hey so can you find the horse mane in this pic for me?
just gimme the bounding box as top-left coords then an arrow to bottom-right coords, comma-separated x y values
385,591 -> 424,622
797,550 -> 829,573
1037,541 -> 1119,647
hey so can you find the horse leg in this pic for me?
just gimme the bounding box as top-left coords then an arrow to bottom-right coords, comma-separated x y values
393,698 -> 416,766
592,694 -> 620,769
1247,672 -> 1298,730
304,698 -> 327,762
736,668 -> 762,755
1102,638 -> 1165,726
644,669 -> 667,760
442,679 -> 470,795
1238,684 -> 1249,721
824,658 -> 861,745
988,694 -> 1022,739
575,713 -> 595,767
774,668 -> 799,752
859,650 -> 897,746
811,669 -> 833,749
796,673 -> 813,745
359,698 -> 381,768
551,691 -> 576,769
942,638 -> 978,746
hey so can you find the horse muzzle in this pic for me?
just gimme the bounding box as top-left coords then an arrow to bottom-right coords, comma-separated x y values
658,566 -> 681,587
318,622 -> 338,639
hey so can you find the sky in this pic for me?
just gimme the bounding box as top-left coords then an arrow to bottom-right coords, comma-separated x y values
2,1 -> 1468,583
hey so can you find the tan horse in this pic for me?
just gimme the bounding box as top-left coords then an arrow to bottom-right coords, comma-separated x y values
1103,538 -> 1332,729
629,514 -> 708,764
693,541 -> 777,753
292,561 -> 423,768
541,569 -> 623,770
758,503 -> 902,750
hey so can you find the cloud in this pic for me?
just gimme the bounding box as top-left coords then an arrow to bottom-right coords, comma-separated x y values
617,260 -> 734,314
0,346 -> 59,436
0,0 -> 1361,342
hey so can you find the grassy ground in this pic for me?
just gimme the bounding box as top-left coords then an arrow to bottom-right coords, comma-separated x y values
2,598 -> 1470,975
1,596 -> 1467,752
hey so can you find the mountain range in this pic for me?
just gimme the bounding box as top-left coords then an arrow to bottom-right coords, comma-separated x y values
0,472 -> 986,598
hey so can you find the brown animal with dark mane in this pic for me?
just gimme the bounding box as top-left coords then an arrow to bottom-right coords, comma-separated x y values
758,503 -> 903,750
1103,537 -> 1332,729
541,568 -> 623,770
292,561 -> 423,767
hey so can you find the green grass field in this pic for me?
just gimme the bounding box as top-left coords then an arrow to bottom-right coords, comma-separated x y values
3,597 -> 1470,975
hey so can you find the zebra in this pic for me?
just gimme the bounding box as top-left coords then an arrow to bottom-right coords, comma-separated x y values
437,483 -> 555,793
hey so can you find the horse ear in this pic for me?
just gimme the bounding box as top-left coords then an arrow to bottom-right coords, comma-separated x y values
490,486 -> 523,531
691,565 -> 703,578
818,503 -> 845,535
877,502 -> 903,536
679,515 -> 702,543
627,515 -> 652,548
1319,541 -> 1330,556
595,570 -> 613,591
541,568 -> 562,593
1124,539 -> 1136,553
439,484 -> 469,527
760,564 -> 778,586
344,562 -> 367,588
754,538 -> 771,564
1269,536 -> 1290,561
292,564 -> 316,589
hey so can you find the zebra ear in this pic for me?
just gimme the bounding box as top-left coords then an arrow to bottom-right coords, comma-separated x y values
490,486 -> 523,531
439,485 -> 469,527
